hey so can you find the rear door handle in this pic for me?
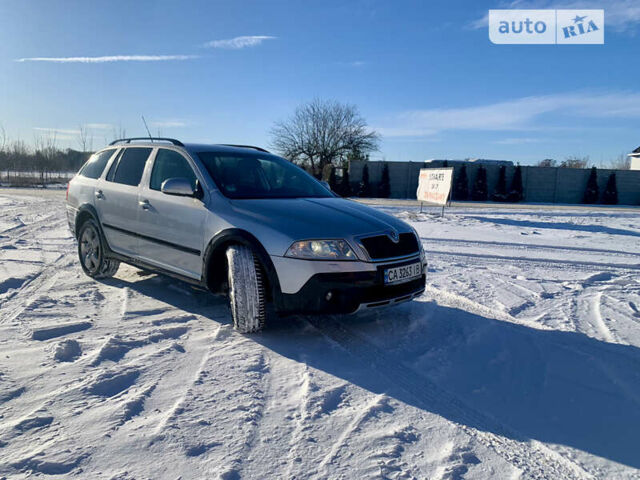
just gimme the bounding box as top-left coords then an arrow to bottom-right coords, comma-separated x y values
139,199 -> 150,210
95,189 -> 104,199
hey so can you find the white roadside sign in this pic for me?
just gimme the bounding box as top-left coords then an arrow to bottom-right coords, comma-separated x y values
417,168 -> 453,206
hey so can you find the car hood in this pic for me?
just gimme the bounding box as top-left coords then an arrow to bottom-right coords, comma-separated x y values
228,197 -> 411,244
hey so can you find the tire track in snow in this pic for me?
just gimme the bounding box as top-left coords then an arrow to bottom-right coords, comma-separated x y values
422,236 -> 640,259
151,328 -> 216,438
315,393 -> 389,478
0,200 -> 72,324
282,362 -> 313,479
424,285 -> 553,331
239,351 -> 308,478
0,263 -> 65,327
588,291 -> 615,343
430,249 -> 640,272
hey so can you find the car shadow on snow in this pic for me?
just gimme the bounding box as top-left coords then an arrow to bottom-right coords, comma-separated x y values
101,271 -> 640,469
98,272 -> 230,321
259,299 -> 640,470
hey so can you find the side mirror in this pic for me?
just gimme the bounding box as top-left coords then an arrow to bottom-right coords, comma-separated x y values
161,178 -> 196,197
321,180 -> 331,191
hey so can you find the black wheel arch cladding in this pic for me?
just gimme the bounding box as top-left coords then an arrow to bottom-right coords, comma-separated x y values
75,204 -> 101,238
203,229 -> 282,303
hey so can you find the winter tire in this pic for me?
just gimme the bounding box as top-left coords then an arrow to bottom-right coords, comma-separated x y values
78,219 -> 120,279
226,244 -> 266,333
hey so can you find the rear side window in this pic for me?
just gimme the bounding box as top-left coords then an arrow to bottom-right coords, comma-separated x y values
107,148 -> 152,186
150,149 -> 197,191
78,150 -> 115,179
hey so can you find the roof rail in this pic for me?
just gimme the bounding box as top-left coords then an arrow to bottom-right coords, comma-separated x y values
220,144 -> 270,153
109,137 -> 184,147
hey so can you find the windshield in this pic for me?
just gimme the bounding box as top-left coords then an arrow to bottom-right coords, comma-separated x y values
196,152 -> 334,199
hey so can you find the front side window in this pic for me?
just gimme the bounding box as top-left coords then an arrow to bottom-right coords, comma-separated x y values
78,149 -> 116,179
150,149 -> 197,191
196,152 -> 332,199
108,148 -> 152,186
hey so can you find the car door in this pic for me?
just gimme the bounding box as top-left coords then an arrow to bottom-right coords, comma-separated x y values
94,147 -> 153,257
134,148 -> 206,280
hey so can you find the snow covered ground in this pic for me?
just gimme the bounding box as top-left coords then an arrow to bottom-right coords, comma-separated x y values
1,190 -> 639,479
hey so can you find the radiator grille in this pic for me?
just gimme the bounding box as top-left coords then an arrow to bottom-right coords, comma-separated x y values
360,233 -> 419,260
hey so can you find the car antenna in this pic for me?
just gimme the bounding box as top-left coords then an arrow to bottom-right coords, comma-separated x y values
141,115 -> 153,142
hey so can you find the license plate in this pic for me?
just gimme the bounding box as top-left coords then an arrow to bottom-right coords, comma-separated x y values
384,262 -> 422,285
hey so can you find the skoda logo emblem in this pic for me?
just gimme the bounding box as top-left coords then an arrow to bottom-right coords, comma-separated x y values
387,230 -> 399,243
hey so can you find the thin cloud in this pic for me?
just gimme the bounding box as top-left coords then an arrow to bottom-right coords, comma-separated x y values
34,127 -> 81,135
151,120 -> 189,128
469,0 -> 640,32
375,127 -> 440,137
493,137 -> 543,145
380,91 -> 640,137
468,13 -> 490,30
337,60 -> 367,67
16,55 -> 198,63
203,35 -> 276,49
85,123 -> 113,130
32,128 -> 78,141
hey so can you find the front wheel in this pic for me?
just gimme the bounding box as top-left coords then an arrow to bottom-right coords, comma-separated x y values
78,219 -> 120,279
226,245 -> 266,333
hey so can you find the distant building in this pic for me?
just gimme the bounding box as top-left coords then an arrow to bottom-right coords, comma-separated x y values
424,158 -> 514,167
467,158 -> 514,167
629,146 -> 640,170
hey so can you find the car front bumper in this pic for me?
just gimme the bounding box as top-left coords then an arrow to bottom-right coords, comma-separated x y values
272,254 -> 427,315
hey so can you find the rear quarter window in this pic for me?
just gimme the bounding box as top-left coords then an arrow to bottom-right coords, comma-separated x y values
78,149 -> 116,179
107,148 -> 152,186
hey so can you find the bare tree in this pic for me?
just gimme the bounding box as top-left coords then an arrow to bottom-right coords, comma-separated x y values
33,130 -> 59,182
537,158 -> 557,167
8,139 -> 27,178
0,124 -> 6,153
561,156 -> 589,169
270,99 -> 380,176
111,124 -> 126,142
0,125 -> 6,182
32,133 -> 46,181
607,153 -> 630,170
77,124 -> 93,153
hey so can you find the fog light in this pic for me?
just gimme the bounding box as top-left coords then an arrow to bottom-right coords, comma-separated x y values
325,291 -> 333,301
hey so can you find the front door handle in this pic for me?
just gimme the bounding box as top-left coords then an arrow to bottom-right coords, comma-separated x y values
95,189 -> 104,199
139,199 -> 150,210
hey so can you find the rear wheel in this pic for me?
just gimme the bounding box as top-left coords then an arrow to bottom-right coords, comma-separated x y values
78,219 -> 120,279
226,244 -> 266,333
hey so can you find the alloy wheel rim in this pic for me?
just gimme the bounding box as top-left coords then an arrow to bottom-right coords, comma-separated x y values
80,226 -> 101,273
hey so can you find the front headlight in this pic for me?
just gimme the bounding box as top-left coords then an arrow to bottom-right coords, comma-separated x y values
285,239 -> 357,260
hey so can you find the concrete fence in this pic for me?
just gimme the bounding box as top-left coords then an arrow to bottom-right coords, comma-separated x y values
348,161 -> 640,206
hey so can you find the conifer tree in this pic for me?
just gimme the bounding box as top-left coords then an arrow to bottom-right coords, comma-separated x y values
341,168 -> 353,197
602,172 -> 618,205
453,165 -> 468,201
508,165 -> 524,202
328,166 -> 337,192
379,163 -> 391,198
583,166 -> 599,204
491,165 -> 508,202
358,163 -> 371,197
471,166 -> 488,201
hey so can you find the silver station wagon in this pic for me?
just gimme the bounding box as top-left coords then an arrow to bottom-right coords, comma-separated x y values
66,138 -> 427,332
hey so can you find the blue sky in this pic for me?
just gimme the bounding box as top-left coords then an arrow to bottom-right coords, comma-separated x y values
1,0 -> 639,165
